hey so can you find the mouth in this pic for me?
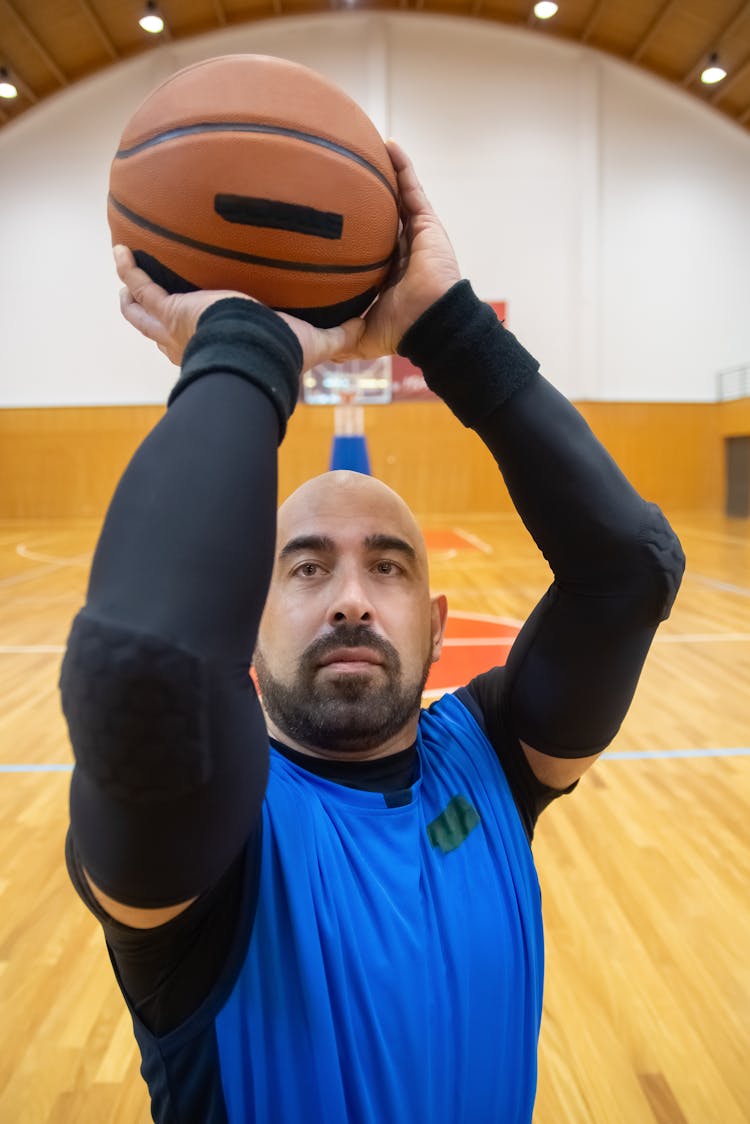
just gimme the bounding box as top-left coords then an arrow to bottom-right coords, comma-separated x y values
318,647 -> 384,673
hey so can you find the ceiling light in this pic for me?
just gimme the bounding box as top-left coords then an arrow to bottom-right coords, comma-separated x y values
0,67 -> 18,99
139,1 -> 165,35
701,54 -> 727,85
534,1 -> 559,18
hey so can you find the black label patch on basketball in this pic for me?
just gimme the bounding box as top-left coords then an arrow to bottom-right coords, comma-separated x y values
215,194 -> 344,241
108,192 -> 391,274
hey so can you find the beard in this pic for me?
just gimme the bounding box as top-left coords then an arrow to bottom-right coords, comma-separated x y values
254,624 -> 433,755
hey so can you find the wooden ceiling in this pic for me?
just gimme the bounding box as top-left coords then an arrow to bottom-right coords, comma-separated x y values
1,0 -> 750,135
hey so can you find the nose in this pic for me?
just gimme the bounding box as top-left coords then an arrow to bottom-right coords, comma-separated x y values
328,571 -> 374,626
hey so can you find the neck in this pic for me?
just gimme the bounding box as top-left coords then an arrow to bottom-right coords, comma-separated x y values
262,711 -> 420,762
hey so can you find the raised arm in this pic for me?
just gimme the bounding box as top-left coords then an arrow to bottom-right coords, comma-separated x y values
399,284 -> 685,789
60,251 -> 360,925
362,144 -> 685,793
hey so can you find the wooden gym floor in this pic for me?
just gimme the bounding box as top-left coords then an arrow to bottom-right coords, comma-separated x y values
0,510 -> 748,1123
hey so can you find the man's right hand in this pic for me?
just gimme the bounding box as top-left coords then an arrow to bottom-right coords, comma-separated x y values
114,245 -> 363,372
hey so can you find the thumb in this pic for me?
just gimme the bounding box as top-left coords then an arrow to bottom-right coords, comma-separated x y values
285,314 -> 366,371
324,316 -> 367,363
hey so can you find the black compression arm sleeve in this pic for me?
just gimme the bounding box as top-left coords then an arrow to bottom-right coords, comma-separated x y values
60,300 -> 301,907
399,281 -> 685,757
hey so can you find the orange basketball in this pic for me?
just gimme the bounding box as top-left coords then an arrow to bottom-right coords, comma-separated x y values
108,54 -> 399,327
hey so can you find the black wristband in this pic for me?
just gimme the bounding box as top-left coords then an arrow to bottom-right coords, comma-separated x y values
167,298 -> 303,442
397,280 -> 540,429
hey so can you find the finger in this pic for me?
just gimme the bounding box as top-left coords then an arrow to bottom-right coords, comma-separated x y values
112,244 -> 136,276
119,285 -> 171,347
386,138 -> 412,175
386,139 -> 433,222
331,316 -> 366,358
311,317 -> 366,367
113,245 -> 169,312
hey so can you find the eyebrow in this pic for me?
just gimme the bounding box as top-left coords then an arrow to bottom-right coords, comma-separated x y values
278,533 -> 417,563
278,534 -> 335,560
363,534 -> 417,562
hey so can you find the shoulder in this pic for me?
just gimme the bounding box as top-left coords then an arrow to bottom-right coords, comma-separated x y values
421,676 -> 578,842
418,687 -> 515,802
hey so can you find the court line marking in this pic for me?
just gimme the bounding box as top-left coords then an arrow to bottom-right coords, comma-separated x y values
0,539 -> 91,590
0,645 -> 65,654
452,528 -> 494,555
16,543 -> 92,567
442,637 -> 515,647
3,748 -> 749,773
688,573 -> 750,598
0,764 -> 73,772
3,632 -> 749,657
676,525 -> 750,548
447,610 -> 524,626
601,748 -> 750,760
654,632 -> 750,643
0,563 -> 63,590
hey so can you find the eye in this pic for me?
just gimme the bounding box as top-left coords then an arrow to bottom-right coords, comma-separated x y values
293,561 -> 323,578
373,559 -> 402,576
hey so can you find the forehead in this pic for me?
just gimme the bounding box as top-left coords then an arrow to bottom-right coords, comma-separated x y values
277,475 -> 424,555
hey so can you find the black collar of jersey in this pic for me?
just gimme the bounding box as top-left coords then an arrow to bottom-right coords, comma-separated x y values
269,736 -> 419,803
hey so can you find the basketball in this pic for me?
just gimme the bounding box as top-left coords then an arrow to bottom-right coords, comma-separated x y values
107,54 -> 399,327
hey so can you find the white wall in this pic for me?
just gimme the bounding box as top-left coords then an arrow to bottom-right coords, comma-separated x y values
1,13 -> 749,406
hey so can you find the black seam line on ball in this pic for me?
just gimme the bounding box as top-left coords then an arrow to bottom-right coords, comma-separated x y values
109,194 -> 394,275
214,194 -> 344,240
115,121 -> 398,201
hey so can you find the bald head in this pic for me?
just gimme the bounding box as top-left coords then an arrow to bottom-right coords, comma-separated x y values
277,471 -> 428,576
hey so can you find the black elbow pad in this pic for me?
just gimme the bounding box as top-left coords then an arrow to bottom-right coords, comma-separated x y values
640,503 -> 686,622
59,610 -> 211,802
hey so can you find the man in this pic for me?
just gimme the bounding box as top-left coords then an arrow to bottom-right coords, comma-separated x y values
60,142 -> 684,1123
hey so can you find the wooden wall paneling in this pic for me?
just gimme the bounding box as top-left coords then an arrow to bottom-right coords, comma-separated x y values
0,406 -> 162,520
2,399 -> 748,520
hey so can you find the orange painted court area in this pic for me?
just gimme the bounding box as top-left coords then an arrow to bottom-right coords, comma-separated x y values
421,528 -> 517,694
422,528 -> 479,552
424,613 -> 520,695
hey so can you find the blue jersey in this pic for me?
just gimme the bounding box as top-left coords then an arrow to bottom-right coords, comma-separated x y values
130,692 -> 544,1123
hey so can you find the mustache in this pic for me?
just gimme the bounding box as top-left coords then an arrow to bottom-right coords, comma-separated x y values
300,626 -> 400,673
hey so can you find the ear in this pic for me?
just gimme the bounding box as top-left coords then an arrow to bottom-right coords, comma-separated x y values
429,593 -> 449,663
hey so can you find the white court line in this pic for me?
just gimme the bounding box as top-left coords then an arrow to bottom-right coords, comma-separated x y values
654,632 -> 750,643
3,749 -> 749,773
0,645 -> 65,654
2,632 -> 747,657
688,573 -> 750,598
442,638 -> 515,647
0,540 -> 91,589
16,543 -> 91,567
0,641 -> 516,653
441,632 -> 750,646
602,748 -> 750,760
676,525 -> 750,548
447,610 -> 524,627
451,528 -> 494,555
0,563 -> 63,590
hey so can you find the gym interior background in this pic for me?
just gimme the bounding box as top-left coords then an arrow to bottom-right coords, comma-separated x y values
1,3 -> 748,1122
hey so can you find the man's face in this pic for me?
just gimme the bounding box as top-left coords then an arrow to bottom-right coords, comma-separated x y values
254,472 -> 447,757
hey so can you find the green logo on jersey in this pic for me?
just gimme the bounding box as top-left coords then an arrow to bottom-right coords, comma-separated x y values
427,795 -> 480,853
